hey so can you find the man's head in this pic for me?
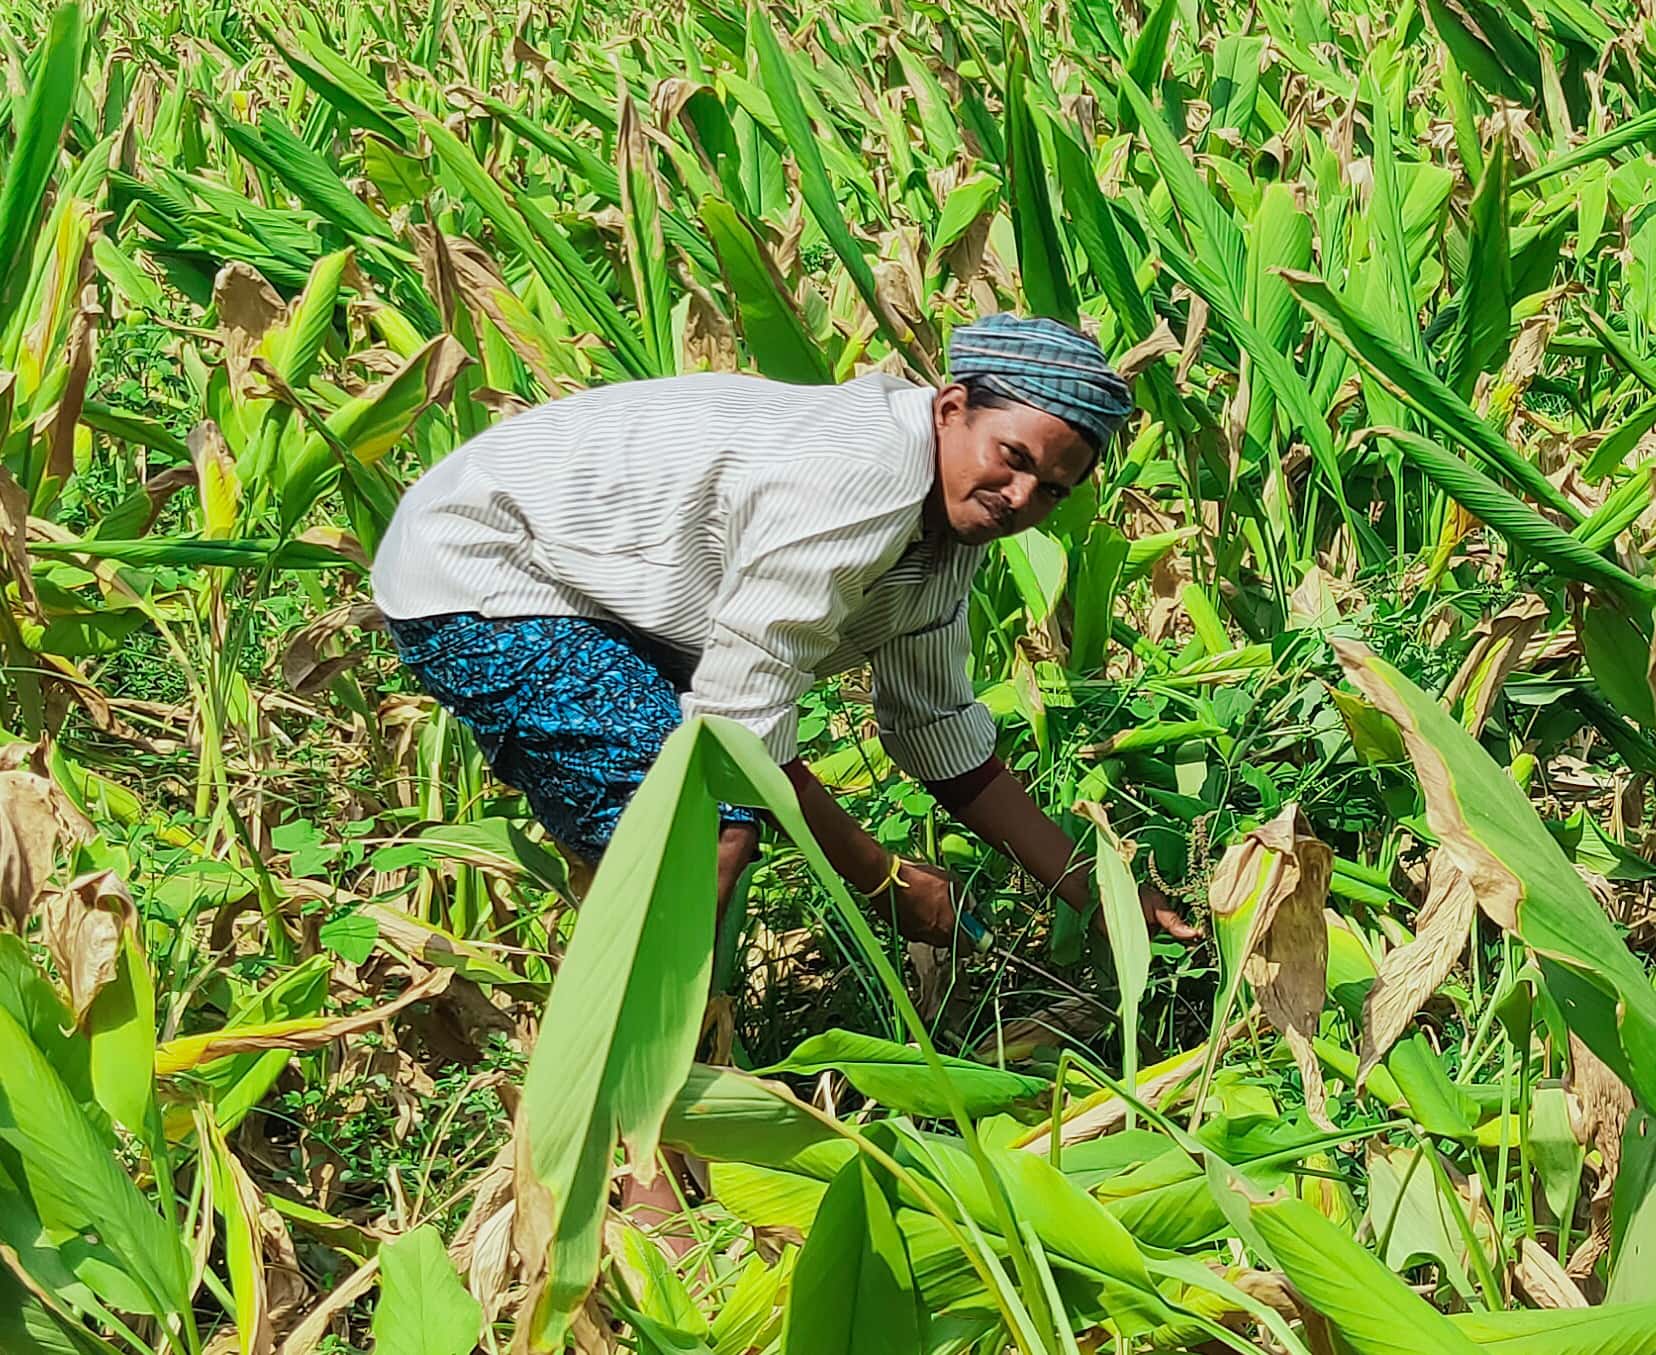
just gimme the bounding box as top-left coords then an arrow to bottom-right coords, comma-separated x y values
929,315 -> 1134,546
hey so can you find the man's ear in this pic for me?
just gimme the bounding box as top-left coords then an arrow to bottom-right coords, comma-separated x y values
935,381 -> 970,426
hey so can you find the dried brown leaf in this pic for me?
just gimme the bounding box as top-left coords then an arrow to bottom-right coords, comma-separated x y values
215,262 -> 286,393
1113,317 -> 1179,382
1357,851 -> 1476,1087
1443,595 -> 1547,736
42,869 -> 135,1026
282,600 -> 385,696
46,283 -> 100,484
1209,805 -> 1333,1128
155,966 -> 451,1073
1515,1236 -> 1588,1309
1175,292 -> 1209,387
0,463 -> 37,616
0,745 -> 92,930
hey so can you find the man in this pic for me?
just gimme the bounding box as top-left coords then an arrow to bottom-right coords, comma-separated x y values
373,314 -> 1194,945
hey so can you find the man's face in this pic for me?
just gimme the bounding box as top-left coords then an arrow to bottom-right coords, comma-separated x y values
931,384 -> 1096,545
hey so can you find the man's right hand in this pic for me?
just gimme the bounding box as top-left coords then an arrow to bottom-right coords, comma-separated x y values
882,860 -> 963,947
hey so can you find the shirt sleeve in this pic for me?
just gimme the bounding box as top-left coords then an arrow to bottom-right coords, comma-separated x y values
681,456 -> 919,765
869,599 -> 998,780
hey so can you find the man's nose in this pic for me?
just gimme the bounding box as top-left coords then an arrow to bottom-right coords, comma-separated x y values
1005,475 -> 1036,512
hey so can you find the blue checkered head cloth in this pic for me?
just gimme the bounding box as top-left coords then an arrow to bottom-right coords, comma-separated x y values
947,314 -> 1134,447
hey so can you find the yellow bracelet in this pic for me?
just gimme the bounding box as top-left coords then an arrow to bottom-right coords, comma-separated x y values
862,853 -> 906,896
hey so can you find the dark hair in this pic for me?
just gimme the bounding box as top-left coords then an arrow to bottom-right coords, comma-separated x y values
959,374 -> 1104,474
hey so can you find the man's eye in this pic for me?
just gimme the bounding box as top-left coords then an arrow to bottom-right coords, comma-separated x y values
1042,485 -> 1067,502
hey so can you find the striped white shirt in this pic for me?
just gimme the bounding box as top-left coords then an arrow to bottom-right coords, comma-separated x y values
371,372 -> 996,779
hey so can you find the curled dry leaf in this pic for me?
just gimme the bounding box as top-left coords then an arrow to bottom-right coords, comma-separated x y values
1567,1031 -> 1633,1192
282,600 -> 386,696
1442,595 -> 1548,736
215,262 -> 287,394
1357,851 -> 1476,1088
0,463 -> 38,616
0,743 -> 92,931
274,1256 -> 379,1355
1208,805 -> 1334,1128
42,869 -> 136,1026
155,965 -> 451,1075
1112,317 -> 1179,382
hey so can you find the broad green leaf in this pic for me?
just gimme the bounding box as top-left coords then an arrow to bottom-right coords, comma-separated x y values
748,1 -> 929,372
618,86 -> 675,378
931,173 -> 1001,256
419,115 -> 645,381
1248,1193 -> 1483,1353
1003,34 -> 1076,325
761,1031 -> 1048,1119
1515,105 -> 1656,188
0,1004 -> 188,1320
698,196 -> 831,384
86,931 -> 154,1139
201,1114 -> 268,1355
662,1064 -> 837,1168
1446,140 -> 1511,398
1448,1302 -> 1656,1354
782,1156 -> 923,1355
0,3 -> 84,335
1077,806 -> 1149,1124
370,1225 -> 482,1355
998,528 -> 1067,627
1580,597 -> 1656,728
1380,428 -> 1654,600
1117,76 -> 1245,307
1281,271 -> 1581,521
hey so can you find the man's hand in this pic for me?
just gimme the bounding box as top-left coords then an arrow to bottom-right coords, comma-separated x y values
1136,882 -> 1201,940
878,860 -> 961,947
1087,882 -> 1201,942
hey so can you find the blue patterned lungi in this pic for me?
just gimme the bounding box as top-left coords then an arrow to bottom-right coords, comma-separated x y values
385,612 -> 759,862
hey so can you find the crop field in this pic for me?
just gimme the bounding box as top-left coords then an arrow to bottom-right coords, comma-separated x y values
1,0 -> 1656,1351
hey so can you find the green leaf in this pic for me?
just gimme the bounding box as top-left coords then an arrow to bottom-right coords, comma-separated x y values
931,173 -> 1001,256
1515,105 -> 1656,188
1580,596 -> 1656,728
1448,1302 -> 1656,1354
1248,1193 -> 1483,1353
1280,271 -> 1581,522
1118,76 -> 1246,307
1446,140 -> 1512,398
370,1225 -> 482,1355
698,196 -> 831,384
761,1031 -> 1048,1119
260,20 -> 414,144
0,2 -> 85,335
86,931 -> 154,1139
782,1156 -> 923,1355
748,1 -> 928,371
318,913 -> 379,965
1079,807 -> 1149,1124
661,1064 -> 837,1168
1380,427 -> 1655,600
1003,34 -> 1076,325
618,86 -> 675,378
0,1003 -> 188,1321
